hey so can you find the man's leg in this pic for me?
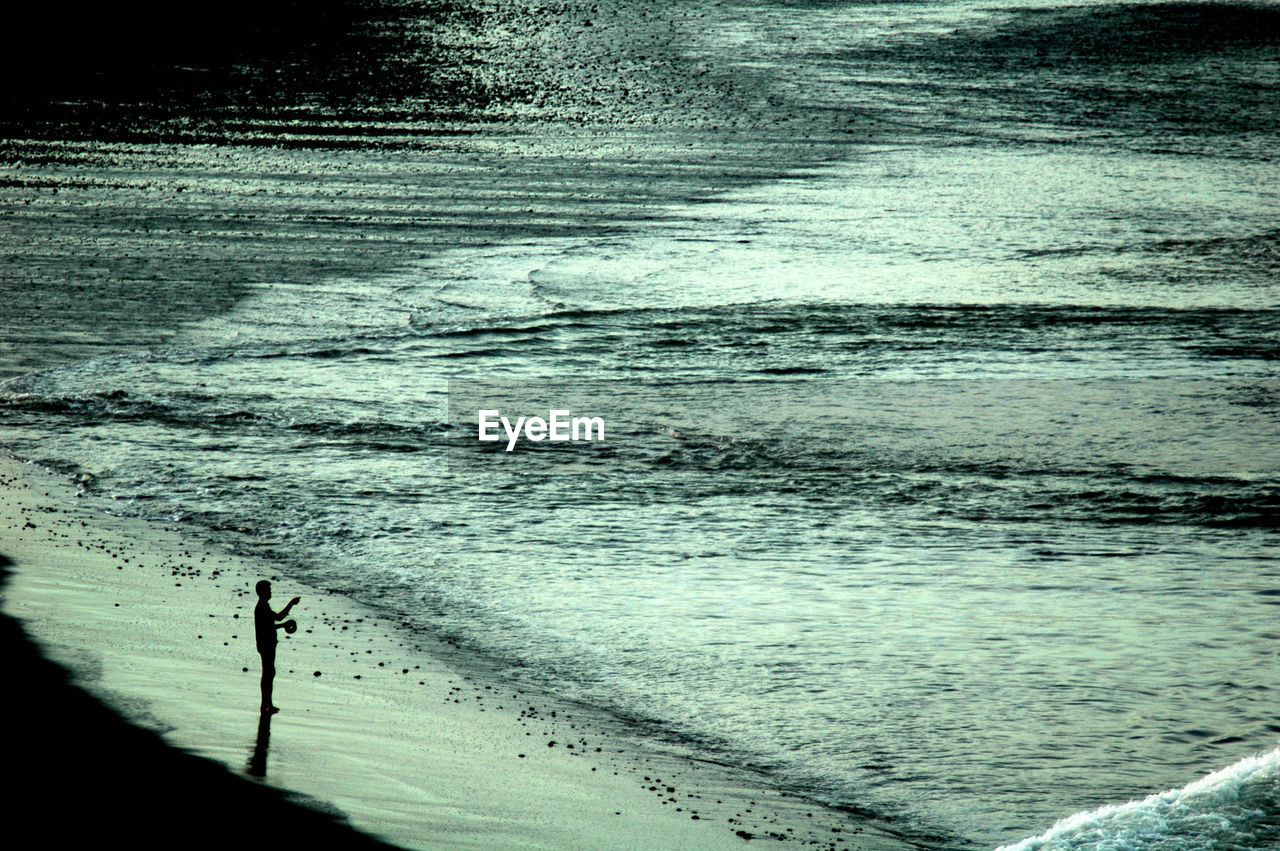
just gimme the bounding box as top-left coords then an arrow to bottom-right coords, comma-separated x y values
260,648 -> 277,713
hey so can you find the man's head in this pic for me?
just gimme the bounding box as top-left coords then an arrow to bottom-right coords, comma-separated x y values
256,579 -> 271,600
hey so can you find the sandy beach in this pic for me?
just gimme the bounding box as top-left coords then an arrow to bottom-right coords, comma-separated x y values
5,0 -> 1277,846
0,453 -> 914,850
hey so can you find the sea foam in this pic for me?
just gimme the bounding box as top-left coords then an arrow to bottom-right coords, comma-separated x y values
999,747 -> 1280,850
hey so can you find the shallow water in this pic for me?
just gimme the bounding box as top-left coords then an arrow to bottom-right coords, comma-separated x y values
3,1 -> 1279,846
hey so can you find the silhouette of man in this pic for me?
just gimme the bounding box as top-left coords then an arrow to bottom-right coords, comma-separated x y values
255,580 -> 299,714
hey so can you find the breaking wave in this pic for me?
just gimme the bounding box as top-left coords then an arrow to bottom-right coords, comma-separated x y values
1000,748 -> 1280,851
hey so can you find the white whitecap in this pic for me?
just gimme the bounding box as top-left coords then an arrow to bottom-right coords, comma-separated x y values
1000,747 -> 1280,850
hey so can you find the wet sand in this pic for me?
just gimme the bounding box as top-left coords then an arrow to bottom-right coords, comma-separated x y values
0,454 -> 914,849
0,553 -> 396,847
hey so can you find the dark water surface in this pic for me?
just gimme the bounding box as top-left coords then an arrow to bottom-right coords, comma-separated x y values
3,1 -> 1279,847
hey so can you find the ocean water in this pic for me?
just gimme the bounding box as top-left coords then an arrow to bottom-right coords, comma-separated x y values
3,0 -> 1279,847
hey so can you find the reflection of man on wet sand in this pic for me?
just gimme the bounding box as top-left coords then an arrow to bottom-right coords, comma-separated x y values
255,579 -> 299,715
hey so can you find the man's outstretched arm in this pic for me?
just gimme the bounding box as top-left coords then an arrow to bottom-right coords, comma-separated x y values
274,595 -> 301,622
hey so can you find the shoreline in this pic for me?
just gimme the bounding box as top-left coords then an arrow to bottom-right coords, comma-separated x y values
0,453 -> 917,850
0,550 -> 397,848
